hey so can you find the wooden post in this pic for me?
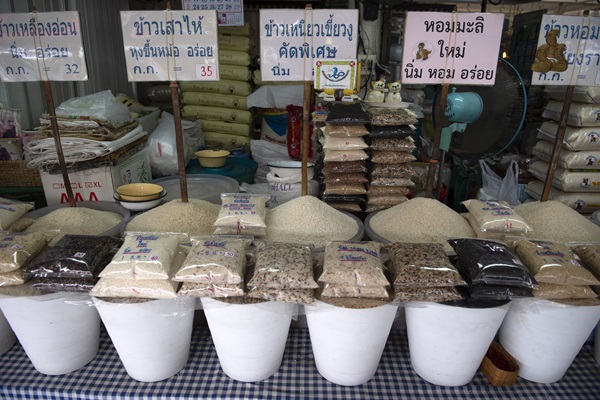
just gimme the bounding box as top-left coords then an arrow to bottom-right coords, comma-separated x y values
541,85 -> 574,201
170,80 -> 188,203
425,83 -> 450,199
43,80 -> 76,207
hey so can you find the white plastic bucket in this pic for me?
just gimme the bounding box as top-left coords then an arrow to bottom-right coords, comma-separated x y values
201,298 -> 294,382
595,320 -> 600,366
405,301 -> 509,386
0,293 -> 100,375
499,298 -> 600,383
94,297 -> 195,382
305,300 -> 399,386
0,309 -> 16,356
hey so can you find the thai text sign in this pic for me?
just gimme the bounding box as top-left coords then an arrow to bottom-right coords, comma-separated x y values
121,10 -> 219,82
260,9 -> 358,81
402,12 -> 504,85
0,11 -> 88,82
531,15 -> 600,86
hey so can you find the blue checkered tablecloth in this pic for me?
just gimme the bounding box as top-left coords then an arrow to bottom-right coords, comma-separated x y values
0,327 -> 599,400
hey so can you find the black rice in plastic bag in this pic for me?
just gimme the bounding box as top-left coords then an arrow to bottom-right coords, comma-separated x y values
31,277 -> 98,293
25,234 -> 123,279
369,125 -> 415,138
448,238 -> 538,289
468,284 -> 533,301
325,102 -> 371,124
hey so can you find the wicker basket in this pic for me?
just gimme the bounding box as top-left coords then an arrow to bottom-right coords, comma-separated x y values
0,160 -> 42,187
480,340 -> 519,386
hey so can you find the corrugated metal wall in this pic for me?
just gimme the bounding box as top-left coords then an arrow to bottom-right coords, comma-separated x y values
0,0 -> 133,129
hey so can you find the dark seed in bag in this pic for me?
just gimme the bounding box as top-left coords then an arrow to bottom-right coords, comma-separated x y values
325,102 -> 371,124
369,125 -> 415,138
468,284 -> 533,301
448,238 -> 538,289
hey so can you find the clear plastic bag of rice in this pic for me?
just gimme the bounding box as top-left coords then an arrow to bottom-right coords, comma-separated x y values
213,194 -> 269,236
370,151 -> 416,164
448,238 -> 538,288
571,244 -> 600,277
319,241 -> 389,288
370,163 -> 417,179
31,277 -> 97,293
100,233 -> 181,280
247,286 -> 314,304
319,283 -> 390,299
468,284 -> 533,300
0,197 -> 34,231
173,236 -> 252,284
511,239 -> 600,286
0,269 -> 27,287
462,199 -> 533,235
0,232 -> 48,273
369,138 -> 416,152
322,135 -> 368,150
178,281 -> 245,298
24,234 -> 122,279
91,246 -> 187,299
385,242 -> 466,288
367,107 -> 419,126
322,160 -> 367,174
247,241 -> 318,289
393,286 -> 464,303
323,123 -> 369,137
533,282 -> 597,300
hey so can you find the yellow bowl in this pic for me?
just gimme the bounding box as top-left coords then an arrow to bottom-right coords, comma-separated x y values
115,183 -> 164,201
195,149 -> 230,168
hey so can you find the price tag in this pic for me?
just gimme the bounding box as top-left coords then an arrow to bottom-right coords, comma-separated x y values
195,63 -> 216,79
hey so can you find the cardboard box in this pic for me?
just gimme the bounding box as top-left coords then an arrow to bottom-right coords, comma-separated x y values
41,146 -> 152,206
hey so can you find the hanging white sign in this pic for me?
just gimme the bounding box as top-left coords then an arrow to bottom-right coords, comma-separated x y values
401,12 -> 504,85
120,10 -> 219,82
182,0 -> 244,27
531,15 -> 600,86
0,11 -> 88,82
260,9 -> 358,81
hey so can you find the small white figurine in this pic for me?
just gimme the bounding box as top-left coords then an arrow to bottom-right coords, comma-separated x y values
385,81 -> 403,103
367,78 -> 386,103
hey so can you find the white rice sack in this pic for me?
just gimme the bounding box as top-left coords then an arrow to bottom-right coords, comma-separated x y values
182,105 -> 253,125
125,199 -> 221,236
369,198 -> 476,251
100,234 -> 181,280
462,199 -> 533,235
179,79 -> 252,96
322,135 -> 368,150
514,200 -> 600,243
536,121 -> 600,151
546,85 -> 600,104
173,236 -> 252,284
213,194 -> 270,236
525,180 -> 600,214
528,160 -> 600,193
0,197 -> 34,231
532,139 -> 600,169
543,101 -> 600,127
265,196 -> 359,246
323,149 -> 369,162
201,120 -> 252,136
181,92 -> 249,110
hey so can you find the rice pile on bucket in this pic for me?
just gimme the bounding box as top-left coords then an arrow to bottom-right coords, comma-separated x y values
126,199 -> 221,235
369,198 -> 476,249
265,196 -> 359,246
25,207 -> 122,236
514,200 -> 600,243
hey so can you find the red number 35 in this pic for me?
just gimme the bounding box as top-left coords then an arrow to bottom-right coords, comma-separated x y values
199,65 -> 213,77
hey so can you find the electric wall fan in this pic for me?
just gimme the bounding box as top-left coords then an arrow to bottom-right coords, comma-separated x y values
434,58 -> 527,161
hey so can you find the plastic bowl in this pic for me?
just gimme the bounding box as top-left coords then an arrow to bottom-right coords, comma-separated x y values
115,183 -> 164,201
114,189 -> 167,212
196,150 -> 230,168
267,160 -> 315,179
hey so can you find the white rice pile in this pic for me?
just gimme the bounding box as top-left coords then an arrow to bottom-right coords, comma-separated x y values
25,207 -> 122,236
514,200 -> 600,243
265,196 -> 359,246
126,198 -> 220,235
369,198 -> 476,248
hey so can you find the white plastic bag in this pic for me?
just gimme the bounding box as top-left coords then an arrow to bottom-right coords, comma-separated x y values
148,112 -> 192,178
477,160 -> 521,206
55,90 -> 131,128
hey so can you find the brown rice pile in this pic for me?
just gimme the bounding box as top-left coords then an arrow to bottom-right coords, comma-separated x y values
514,200 -> 600,243
369,198 -> 476,249
126,199 -> 221,235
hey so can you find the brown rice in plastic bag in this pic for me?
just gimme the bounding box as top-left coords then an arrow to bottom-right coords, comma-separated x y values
319,241 -> 389,287
323,123 -> 369,137
369,138 -> 416,152
319,283 -> 390,299
393,286 -> 464,302
0,232 -> 48,273
572,244 -> 600,277
322,160 -> 367,174
533,282 -> 597,300
247,287 -> 314,304
324,182 -> 367,196
370,151 -> 416,164
178,281 -> 245,298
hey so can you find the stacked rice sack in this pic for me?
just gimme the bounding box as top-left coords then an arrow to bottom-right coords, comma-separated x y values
181,23 -> 256,149
319,103 -> 371,213
525,85 -> 600,214
365,106 -> 419,213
